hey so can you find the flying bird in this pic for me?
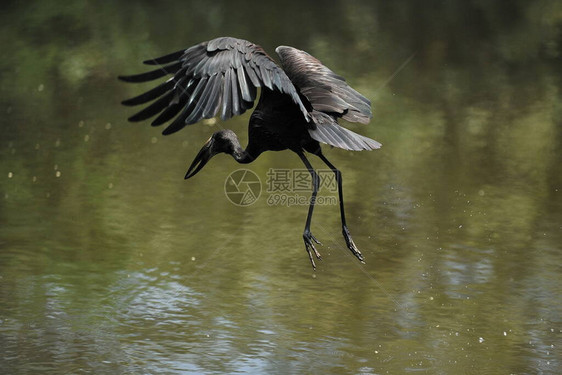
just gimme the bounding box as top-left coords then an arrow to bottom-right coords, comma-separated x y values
119,37 -> 381,269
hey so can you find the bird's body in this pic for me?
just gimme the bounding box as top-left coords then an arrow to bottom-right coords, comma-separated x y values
249,89 -> 319,154
120,37 -> 381,269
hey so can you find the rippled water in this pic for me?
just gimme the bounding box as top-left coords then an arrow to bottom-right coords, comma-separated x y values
1,1 -> 561,374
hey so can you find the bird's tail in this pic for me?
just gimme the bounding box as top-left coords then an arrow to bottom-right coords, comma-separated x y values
308,111 -> 381,151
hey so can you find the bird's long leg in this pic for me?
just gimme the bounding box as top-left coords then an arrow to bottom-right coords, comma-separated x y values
296,151 -> 323,269
317,153 -> 365,263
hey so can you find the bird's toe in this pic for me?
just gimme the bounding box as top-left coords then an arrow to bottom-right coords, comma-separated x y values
303,232 -> 323,269
342,227 -> 365,262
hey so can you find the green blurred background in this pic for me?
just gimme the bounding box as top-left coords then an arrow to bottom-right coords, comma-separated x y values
1,1 -> 561,374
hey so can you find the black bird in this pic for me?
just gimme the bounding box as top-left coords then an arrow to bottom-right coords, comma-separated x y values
119,37 -> 381,269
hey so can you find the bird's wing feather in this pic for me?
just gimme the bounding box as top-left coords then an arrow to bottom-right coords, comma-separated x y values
309,111 -> 381,151
275,46 -> 372,124
276,46 -> 380,150
120,37 -> 310,135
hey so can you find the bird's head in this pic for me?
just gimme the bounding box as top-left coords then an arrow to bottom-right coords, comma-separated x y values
184,129 -> 241,179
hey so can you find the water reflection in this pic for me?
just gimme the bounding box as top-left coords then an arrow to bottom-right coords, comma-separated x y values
1,0 -> 562,374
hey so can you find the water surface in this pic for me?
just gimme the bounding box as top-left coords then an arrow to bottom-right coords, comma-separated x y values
1,1 -> 561,374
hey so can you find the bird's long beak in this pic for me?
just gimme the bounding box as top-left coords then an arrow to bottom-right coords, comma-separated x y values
185,138 -> 214,179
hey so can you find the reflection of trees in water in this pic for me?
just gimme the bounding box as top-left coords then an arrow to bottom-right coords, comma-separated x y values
1,3 -> 560,253
1,3 -> 561,373
2,0 -> 561,274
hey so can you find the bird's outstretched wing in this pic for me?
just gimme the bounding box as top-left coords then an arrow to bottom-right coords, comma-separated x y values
119,37 -> 309,135
275,46 -> 379,151
275,46 -> 372,124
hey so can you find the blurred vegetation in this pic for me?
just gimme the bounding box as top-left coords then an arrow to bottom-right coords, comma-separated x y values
1,1 -> 561,374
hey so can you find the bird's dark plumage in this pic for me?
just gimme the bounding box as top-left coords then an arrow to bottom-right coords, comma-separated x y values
275,46 -> 372,124
120,37 -> 309,134
120,37 -> 381,268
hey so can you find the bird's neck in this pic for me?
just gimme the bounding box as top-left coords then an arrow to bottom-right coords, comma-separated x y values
230,141 -> 260,164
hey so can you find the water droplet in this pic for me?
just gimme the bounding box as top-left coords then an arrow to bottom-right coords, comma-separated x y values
78,120 -> 84,128
191,257 -> 196,261
105,122 -> 112,130
478,189 -> 485,196
479,337 -> 485,343
55,171 -> 61,178
38,84 -> 44,92
84,134 -> 90,142
108,183 -> 113,189
151,137 -> 158,144
8,172 -> 13,178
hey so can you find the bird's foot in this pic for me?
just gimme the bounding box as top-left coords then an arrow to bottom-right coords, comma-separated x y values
303,231 -> 322,269
342,226 -> 365,263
